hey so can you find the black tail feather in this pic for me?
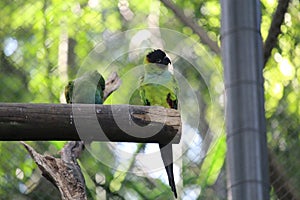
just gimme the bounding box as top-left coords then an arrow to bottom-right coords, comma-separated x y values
165,164 -> 177,198
159,144 -> 177,198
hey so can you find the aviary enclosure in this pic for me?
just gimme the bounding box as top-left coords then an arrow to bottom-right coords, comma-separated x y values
0,0 -> 299,199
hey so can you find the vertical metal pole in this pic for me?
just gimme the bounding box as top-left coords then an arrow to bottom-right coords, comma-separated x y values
221,0 -> 270,200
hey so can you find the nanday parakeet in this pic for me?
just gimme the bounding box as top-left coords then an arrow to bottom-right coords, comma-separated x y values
64,70 -> 105,195
140,49 -> 178,198
65,70 -> 105,104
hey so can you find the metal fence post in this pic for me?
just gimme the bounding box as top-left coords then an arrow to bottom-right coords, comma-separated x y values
220,0 -> 270,199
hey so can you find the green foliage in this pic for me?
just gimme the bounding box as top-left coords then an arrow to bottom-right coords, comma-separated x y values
263,1 -> 300,198
1,0 -> 300,199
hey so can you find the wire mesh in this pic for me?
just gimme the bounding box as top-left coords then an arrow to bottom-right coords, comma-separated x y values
0,0 -> 299,199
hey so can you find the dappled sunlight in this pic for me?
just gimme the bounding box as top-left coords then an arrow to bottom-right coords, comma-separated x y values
0,0 -> 299,199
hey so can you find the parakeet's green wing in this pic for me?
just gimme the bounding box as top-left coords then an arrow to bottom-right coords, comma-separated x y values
64,70 -> 105,104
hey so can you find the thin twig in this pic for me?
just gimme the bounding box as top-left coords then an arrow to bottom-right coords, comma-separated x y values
161,0 -> 290,67
103,72 -> 122,101
263,0 -> 291,66
159,0 -> 220,54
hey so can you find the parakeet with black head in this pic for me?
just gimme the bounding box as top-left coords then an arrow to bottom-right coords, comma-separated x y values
140,49 -> 178,198
65,70 -> 105,104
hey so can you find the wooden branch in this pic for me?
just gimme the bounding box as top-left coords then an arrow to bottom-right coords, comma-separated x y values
160,0 -> 220,54
103,72 -> 122,101
0,103 -> 181,143
263,0 -> 291,66
21,141 -> 87,200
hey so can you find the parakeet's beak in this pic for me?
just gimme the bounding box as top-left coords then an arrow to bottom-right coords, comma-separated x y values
162,56 -> 171,65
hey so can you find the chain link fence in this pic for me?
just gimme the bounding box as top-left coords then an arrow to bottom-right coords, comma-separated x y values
1,0 -> 299,199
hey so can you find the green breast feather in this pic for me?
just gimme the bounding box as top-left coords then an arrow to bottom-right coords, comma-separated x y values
139,68 -> 178,109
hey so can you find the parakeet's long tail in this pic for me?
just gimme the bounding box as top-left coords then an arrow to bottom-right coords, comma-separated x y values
159,143 -> 177,198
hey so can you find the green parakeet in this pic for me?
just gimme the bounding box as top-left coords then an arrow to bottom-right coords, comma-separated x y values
65,70 -> 105,104
64,71 -> 105,196
140,49 -> 178,198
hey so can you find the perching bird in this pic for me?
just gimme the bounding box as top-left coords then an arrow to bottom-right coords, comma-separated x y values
64,71 -> 106,191
65,70 -> 105,104
140,49 -> 178,198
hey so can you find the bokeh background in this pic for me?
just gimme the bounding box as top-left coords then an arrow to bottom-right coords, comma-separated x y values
0,0 -> 300,199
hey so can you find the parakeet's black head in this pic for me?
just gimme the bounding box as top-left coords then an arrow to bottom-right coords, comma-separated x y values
146,49 -> 171,66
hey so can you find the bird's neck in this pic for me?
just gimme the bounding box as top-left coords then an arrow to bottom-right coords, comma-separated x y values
145,64 -> 168,74
144,63 -> 170,76
143,64 -> 174,87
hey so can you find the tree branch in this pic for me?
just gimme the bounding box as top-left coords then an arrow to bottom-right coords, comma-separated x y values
0,103 -> 181,144
263,0 -> 291,66
161,0 -> 291,67
19,72 -> 122,199
21,141 -> 87,200
159,0 -> 220,54
262,1 -> 296,198
103,72 -> 122,101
